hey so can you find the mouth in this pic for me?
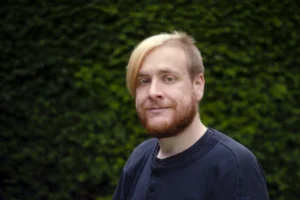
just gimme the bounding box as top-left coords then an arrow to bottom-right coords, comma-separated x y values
146,107 -> 170,114
148,107 -> 170,110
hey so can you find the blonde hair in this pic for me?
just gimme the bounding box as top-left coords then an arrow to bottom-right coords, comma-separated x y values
126,31 -> 204,97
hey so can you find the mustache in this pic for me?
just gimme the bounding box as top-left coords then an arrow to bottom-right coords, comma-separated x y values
143,102 -> 177,110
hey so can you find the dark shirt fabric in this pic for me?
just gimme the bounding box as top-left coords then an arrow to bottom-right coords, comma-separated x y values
113,128 -> 269,200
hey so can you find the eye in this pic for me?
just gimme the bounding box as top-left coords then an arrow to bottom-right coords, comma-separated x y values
163,75 -> 176,83
138,78 -> 150,85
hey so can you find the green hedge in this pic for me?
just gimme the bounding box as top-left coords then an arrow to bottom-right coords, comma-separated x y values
1,1 -> 299,200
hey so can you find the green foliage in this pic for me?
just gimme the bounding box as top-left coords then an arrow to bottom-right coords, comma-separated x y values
0,1 -> 299,200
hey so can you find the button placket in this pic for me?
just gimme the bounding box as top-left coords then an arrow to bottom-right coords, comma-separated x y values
145,169 -> 160,199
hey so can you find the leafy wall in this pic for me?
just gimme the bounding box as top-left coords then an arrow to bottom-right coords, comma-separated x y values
1,1 -> 299,200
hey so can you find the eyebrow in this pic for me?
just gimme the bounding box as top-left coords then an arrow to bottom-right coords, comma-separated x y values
137,73 -> 149,77
138,69 -> 180,77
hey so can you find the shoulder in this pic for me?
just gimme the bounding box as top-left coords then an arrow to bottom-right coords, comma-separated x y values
113,139 -> 158,200
211,128 -> 258,166
132,138 -> 158,156
131,138 -> 158,158
124,138 -> 158,171
208,128 -> 267,182
208,129 -> 269,198
210,129 -> 268,191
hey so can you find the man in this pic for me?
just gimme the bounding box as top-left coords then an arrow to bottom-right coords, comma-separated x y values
113,31 -> 269,200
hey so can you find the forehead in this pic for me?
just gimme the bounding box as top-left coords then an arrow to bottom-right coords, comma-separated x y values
139,45 -> 188,75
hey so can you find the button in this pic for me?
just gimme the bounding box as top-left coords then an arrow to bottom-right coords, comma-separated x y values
149,188 -> 154,193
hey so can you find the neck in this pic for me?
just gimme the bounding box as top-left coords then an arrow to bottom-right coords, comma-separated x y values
157,113 -> 207,159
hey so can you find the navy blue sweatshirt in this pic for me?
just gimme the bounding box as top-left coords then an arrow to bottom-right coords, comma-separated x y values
113,128 -> 269,200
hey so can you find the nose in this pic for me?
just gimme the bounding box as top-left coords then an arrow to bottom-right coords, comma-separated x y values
148,79 -> 163,99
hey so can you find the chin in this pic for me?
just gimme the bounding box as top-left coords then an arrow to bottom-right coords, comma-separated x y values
147,117 -> 172,125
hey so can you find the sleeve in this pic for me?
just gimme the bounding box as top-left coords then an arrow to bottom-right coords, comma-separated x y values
210,152 -> 269,200
112,170 -> 126,200
112,139 -> 157,200
112,155 -> 134,200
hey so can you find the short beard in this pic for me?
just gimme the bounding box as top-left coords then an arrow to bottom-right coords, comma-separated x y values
137,96 -> 197,139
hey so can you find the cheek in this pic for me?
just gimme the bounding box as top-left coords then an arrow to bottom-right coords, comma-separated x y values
135,98 -> 140,109
174,91 -> 196,107
172,89 -> 192,101
135,94 -> 144,109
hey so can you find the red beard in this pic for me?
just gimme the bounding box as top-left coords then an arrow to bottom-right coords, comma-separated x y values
137,95 -> 197,138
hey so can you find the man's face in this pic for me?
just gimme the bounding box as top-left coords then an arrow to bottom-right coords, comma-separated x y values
135,45 -> 203,138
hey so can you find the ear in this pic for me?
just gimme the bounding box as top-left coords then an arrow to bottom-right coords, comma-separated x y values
193,73 -> 205,101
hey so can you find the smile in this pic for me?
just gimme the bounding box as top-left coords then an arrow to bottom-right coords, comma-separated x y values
147,107 -> 170,113
148,107 -> 169,110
